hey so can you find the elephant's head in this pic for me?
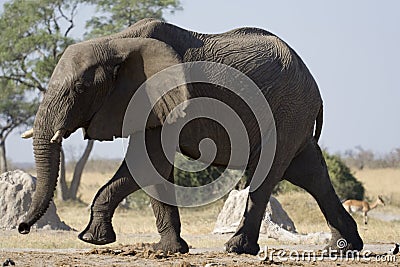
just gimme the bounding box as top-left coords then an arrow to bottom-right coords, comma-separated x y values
18,37 -> 189,234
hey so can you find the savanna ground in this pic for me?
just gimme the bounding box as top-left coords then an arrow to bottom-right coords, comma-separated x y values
1,168 -> 399,266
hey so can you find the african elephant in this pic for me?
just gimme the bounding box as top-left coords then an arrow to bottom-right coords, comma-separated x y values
19,18 -> 363,255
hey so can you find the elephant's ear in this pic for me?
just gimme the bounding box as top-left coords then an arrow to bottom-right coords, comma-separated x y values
86,38 -> 189,141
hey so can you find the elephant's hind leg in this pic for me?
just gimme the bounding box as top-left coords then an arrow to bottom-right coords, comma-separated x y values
79,160 -> 140,245
284,139 -> 363,251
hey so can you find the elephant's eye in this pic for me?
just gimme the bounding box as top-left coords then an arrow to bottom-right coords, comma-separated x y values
113,64 -> 121,81
73,82 -> 85,94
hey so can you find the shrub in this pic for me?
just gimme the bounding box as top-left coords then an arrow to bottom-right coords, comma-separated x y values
273,180 -> 303,194
323,151 -> 365,200
126,153 -> 244,208
173,153 -> 245,203
125,190 -> 151,210
274,150 -> 365,200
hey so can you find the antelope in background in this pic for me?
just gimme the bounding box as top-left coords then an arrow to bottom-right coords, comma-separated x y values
342,196 -> 385,225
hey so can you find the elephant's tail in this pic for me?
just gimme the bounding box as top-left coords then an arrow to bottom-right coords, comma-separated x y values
314,104 -> 323,142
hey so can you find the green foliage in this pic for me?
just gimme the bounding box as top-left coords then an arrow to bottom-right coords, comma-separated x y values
125,190 -> 150,209
85,0 -> 182,38
0,0 -> 80,92
125,153 -> 245,209
274,150 -> 365,200
173,153 -> 222,187
0,0 -> 82,173
172,153 -> 245,203
173,153 -> 244,187
323,151 -> 365,200
0,79 -> 38,138
0,0 -> 182,137
273,180 -> 303,195
0,79 -> 38,172
124,153 -> 245,208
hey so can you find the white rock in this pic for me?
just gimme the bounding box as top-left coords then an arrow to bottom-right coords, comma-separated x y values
0,170 -> 72,231
213,188 -> 331,244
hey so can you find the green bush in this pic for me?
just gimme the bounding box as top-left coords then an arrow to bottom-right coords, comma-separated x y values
126,153 -> 245,208
273,180 -> 303,194
173,153 -> 224,187
274,151 -> 365,200
125,190 -> 151,210
323,151 -> 365,200
173,153 -> 245,203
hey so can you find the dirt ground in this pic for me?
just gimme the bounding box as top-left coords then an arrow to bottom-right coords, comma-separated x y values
1,238 -> 399,267
1,168 -> 398,266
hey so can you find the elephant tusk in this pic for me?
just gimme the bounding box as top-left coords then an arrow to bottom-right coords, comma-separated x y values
50,129 -> 66,144
21,128 -> 34,139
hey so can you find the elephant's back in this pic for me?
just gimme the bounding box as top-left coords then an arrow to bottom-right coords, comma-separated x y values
190,31 -> 321,112
185,31 -> 322,162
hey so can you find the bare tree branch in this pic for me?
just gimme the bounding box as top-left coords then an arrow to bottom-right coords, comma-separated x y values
44,8 -> 53,35
58,2 -> 78,38
0,122 -> 13,136
2,124 -> 19,140
0,74 -> 45,92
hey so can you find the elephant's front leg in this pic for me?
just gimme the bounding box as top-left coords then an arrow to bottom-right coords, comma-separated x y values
79,160 -> 140,245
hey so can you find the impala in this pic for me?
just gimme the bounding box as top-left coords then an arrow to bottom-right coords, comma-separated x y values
342,196 -> 385,224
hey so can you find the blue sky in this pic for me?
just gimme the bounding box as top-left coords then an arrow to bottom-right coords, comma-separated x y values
3,0 -> 400,163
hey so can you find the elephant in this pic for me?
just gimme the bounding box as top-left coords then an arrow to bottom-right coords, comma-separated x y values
18,18 -> 363,255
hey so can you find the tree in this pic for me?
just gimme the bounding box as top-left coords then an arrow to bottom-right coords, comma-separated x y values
0,79 -> 37,173
0,0 -> 182,200
85,0 -> 182,38
0,0 -> 80,93
57,139 -> 94,200
0,0 -> 93,197
343,146 -> 375,170
0,0 -> 79,173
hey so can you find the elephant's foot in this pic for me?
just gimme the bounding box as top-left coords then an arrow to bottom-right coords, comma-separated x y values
224,233 -> 260,255
324,229 -> 363,252
152,236 -> 189,253
78,218 -> 116,245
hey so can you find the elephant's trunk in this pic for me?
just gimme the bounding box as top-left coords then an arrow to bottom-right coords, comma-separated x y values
18,105 -> 62,234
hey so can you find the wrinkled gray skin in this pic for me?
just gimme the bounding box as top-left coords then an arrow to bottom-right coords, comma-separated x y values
19,19 -> 363,255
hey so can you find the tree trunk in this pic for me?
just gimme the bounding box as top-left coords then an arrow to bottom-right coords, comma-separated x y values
0,137 -> 7,174
69,140 -> 94,200
57,148 -> 69,201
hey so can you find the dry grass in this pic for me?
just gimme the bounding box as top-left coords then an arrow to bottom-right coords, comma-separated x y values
275,192 -> 400,243
58,169 -> 225,236
275,192 -> 328,233
352,168 -> 400,205
2,168 -> 399,250
71,171 -> 114,205
275,167 -> 400,244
